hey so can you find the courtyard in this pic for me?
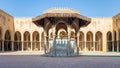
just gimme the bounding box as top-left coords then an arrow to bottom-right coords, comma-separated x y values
0,55 -> 120,68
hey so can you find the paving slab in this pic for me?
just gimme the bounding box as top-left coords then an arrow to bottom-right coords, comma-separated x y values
0,55 -> 120,68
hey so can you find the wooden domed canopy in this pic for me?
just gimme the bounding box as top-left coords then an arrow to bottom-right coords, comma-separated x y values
32,8 -> 91,31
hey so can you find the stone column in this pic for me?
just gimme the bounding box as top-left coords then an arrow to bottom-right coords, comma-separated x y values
2,40 -> 4,52
30,33 -> 33,51
67,26 -> 71,56
84,32 -> 86,52
52,26 -> 56,56
112,32 -> 114,52
117,32 -> 119,52
77,33 -> 80,52
39,33 -> 41,51
93,33 -> 95,52
44,31 -> 47,54
21,34 -> 24,51
11,41 -> 14,51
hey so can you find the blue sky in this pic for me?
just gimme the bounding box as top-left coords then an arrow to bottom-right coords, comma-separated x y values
0,0 -> 120,17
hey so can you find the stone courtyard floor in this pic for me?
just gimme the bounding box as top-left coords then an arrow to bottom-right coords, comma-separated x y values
0,55 -> 120,68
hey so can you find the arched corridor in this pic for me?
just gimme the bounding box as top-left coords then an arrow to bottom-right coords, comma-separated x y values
4,30 -> 11,51
119,29 -> 120,52
23,31 -> 31,51
107,31 -> 112,52
0,27 -> 2,51
32,31 -> 40,51
79,31 -> 84,51
95,31 -> 102,51
86,31 -> 93,51
70,31 -> 75,38
14,31 -> 21,51
58,30 -> 67,38
114,31 -> 117,52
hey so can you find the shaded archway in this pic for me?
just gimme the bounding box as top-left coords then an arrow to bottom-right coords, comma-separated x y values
0,27 -> 2,51
119,29 -> 120,52
32,31 -> 40,51
23,31 -> 31,51
4,30 -> 11,51
59,30 -> 67,38
107,31 -> 112,52
79,31 -> 84,51
14,31 -> 21,51
70,31 -> 75,38
95,31 -> 102,51
50,32 -> 53,38
56,22 -> 67,37
86,31 -> 93,51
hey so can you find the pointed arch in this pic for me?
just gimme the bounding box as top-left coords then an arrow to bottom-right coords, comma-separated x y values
32,31 -> 40,51
50,32 -> 53,38
23,31 -> 31,51
95,31 -> 102,51
56,22 -> 67,36
57,29 -> 67,38
79,31 -> 84,51
70,31 -> 75,38
4,30 -> 11,51
14,31 -> 21,51
86,31 -> 93,51
107,31 -> 112,52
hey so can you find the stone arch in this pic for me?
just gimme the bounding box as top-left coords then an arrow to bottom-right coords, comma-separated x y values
55,22 -> 68,37
14,31 -> 21,51
57,29 -> 67,38
48,29 -> 52,38
70,31 -> 75,38
107,31 -> 112,52
86,31 -> 93,51
23,31 -> 31,51
32,31 -> 40,51
50,32 -> 53,38
4,30 -> 11,51
79,31 -> 84,51
71,22 -> 78,33
95,31 -> 102,51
